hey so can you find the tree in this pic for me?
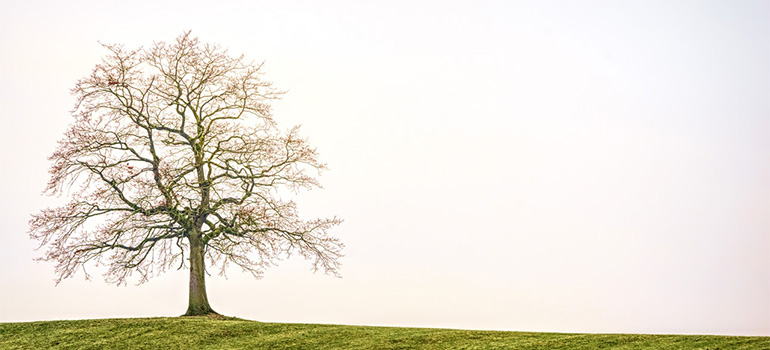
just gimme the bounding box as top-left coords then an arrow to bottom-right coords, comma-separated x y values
29,32 -> 343,316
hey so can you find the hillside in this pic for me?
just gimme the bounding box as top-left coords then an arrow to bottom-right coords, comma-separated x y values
0,316 -> 767,349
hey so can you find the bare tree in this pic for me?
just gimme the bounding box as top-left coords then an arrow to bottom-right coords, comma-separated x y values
29,32 -> 343,316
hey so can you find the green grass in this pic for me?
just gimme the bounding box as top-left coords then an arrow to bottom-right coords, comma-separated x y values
0,316 -> 767,349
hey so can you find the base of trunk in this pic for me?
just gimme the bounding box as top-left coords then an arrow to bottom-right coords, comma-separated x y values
183,305 -> 218,317
180,311 -> 231,320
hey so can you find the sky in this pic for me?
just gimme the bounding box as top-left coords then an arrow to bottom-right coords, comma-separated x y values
1,0 -> 768,336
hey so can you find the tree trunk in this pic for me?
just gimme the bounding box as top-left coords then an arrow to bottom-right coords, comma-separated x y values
184,232 -> 216,316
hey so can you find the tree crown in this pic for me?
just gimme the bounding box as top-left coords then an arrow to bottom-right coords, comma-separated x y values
30,32 -> 343,285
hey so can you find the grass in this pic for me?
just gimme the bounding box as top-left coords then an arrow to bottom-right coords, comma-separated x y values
0,316 -> 767,349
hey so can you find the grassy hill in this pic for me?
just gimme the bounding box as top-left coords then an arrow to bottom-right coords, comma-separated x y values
0,316 -> 767,349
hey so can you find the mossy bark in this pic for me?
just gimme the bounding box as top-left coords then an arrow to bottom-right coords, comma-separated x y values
184,232 -> 216,316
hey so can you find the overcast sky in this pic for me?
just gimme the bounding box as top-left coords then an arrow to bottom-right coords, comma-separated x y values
1,0 -> 768,336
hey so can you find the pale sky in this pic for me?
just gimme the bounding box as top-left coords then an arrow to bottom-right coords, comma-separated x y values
1,0 -> 768,336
